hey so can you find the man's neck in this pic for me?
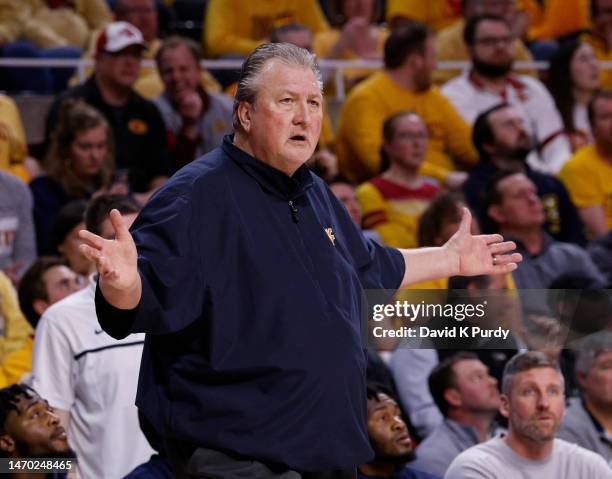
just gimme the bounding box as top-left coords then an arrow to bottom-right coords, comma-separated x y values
384,68 -> 418,91
358,462 -> 395,478
448,410 -> 496,443
504,431 -> 553,461
471,70 -> 508,95
490,156 -> 527,172
595,142 -> 612,165
585,396 -> 612,434
94,75 -> 130,107
573,87 -> 593,106
500,226 -> 543,255
382,163 -> 421,188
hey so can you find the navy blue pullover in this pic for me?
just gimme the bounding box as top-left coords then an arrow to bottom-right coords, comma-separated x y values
96,136 -> 405,471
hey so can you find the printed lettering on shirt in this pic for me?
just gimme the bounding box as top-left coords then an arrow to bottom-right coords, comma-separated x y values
0,216 -> 18,257
325,227 -> 335,246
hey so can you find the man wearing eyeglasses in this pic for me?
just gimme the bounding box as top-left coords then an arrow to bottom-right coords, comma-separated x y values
441,15 -> 571,175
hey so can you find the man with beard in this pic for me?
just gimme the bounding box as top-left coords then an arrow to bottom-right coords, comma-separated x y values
445,351 -> 612,479
441,15 -> 571,174
410,353 -> 502,478
358,385 -> 440,479
0,384 -> 76,478
336,21 -> 477,187
464,103 -> 586,245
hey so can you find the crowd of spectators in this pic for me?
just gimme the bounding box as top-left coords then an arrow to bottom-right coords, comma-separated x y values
0,0 -> 611,478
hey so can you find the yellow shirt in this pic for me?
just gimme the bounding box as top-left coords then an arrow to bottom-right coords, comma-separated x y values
0,336 -> 32,388
356,176 -> 440,249
386,0 -> 461,31
0,0 -> 111,49
559,144 -> 612,230
313,26 -> 388,95
434,19 -> 536,85
520,0 -> 590,41
0,272 -> 33,361
0,95 -> 29,182
336,71 -> 477,183
72,37 -> 222,99
203,0 -> 330,57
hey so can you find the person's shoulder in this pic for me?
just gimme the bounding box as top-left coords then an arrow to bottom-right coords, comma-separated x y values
440,74 -> 471,95
445,439 -> 500,477
208,91 -> 234,110
559,397 -> 589,431
512,73 -> 549,94
38,286 -> 95,332
561,144 -> 599,173
346,71 -> 388,99
0,170 -> 28,192
554,438 -> 611,467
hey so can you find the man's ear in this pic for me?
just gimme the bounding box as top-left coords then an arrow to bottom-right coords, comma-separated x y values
499,394 -> 510,419
487,204 -> 505,225
443,388 -> 462,409
32,299 -> 49,318
236,102 -> 253,132
0,435 -> 15,455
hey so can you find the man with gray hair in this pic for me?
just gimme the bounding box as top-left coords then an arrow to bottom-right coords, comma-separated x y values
558,332 -> 612,462
445,351 -> 612,478
154,36 -> 233,172
78,42 -> 521,478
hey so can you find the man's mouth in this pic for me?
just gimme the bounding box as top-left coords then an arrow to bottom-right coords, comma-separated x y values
289,135 -> 307,142
51,427 -> 67,440
396,434 -> 412,447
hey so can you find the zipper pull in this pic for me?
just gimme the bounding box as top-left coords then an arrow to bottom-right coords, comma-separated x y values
288,200 -> 299,223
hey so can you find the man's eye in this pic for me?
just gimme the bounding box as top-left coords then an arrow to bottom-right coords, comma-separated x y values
280,98 -> 292,104
309,100 -> 320,108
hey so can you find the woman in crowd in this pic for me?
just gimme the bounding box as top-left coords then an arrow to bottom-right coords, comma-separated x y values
30,99 -> 121,253
549,40 -> 600,152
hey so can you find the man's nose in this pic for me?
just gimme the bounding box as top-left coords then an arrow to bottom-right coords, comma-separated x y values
293,101 -> 312,126
392,416 -> 407,431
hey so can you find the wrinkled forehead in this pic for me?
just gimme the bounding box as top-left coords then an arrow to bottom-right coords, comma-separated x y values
257,60 -> 322,96
511,367 -> 562,390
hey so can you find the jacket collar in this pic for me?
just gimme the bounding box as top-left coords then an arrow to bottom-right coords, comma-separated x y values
222,135 -> 314,201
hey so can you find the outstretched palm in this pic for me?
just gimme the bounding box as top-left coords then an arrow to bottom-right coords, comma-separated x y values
78,209 -> 139,292
446,208 -> 522,276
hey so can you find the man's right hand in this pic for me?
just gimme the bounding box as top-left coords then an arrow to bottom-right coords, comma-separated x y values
78,209 -> 142,309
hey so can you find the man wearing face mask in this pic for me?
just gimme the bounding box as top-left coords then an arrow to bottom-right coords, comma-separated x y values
441,15 -> 571,175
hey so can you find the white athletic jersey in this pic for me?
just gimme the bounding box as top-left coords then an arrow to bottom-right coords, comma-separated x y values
31,276 -> 154,478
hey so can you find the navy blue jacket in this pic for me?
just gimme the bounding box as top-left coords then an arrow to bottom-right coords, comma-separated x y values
96,136 -> 405,471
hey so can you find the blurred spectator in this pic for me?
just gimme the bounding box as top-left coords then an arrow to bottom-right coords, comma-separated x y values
358,384 -> 439,479
588,231 -> 612,286
0,384 -> 76,466
433,0 -> 534,85
308,145 -> 339,181
336,22 -> 477,185
154,36 -> 233,172
18,257 -> 83,330
313,0 -> 387,92
0,0 -> 112,92
558,332 -> 612,462
484,170 -> 606,289
582,0 -> 612,89
445,352 -> 611,479
549,40 -> 600,151
356,111 -> 441,249
328,176 -> 381,243
0,95 -> 31,182
441,15 -> 572,174
47,201 -> 91,276
559,90 -> 612,238
31,194 -> 153,479
45,21 -> 169,194
410,353 -> 501,477
0,258 -> 85,388
202,0 -> 330,58
33,100 -> 118,252
0,171 -> 36,284
522,0 -> 590,45
75,0 -> 221,99
385,0 -> 461,32
464,103 -> 586,245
